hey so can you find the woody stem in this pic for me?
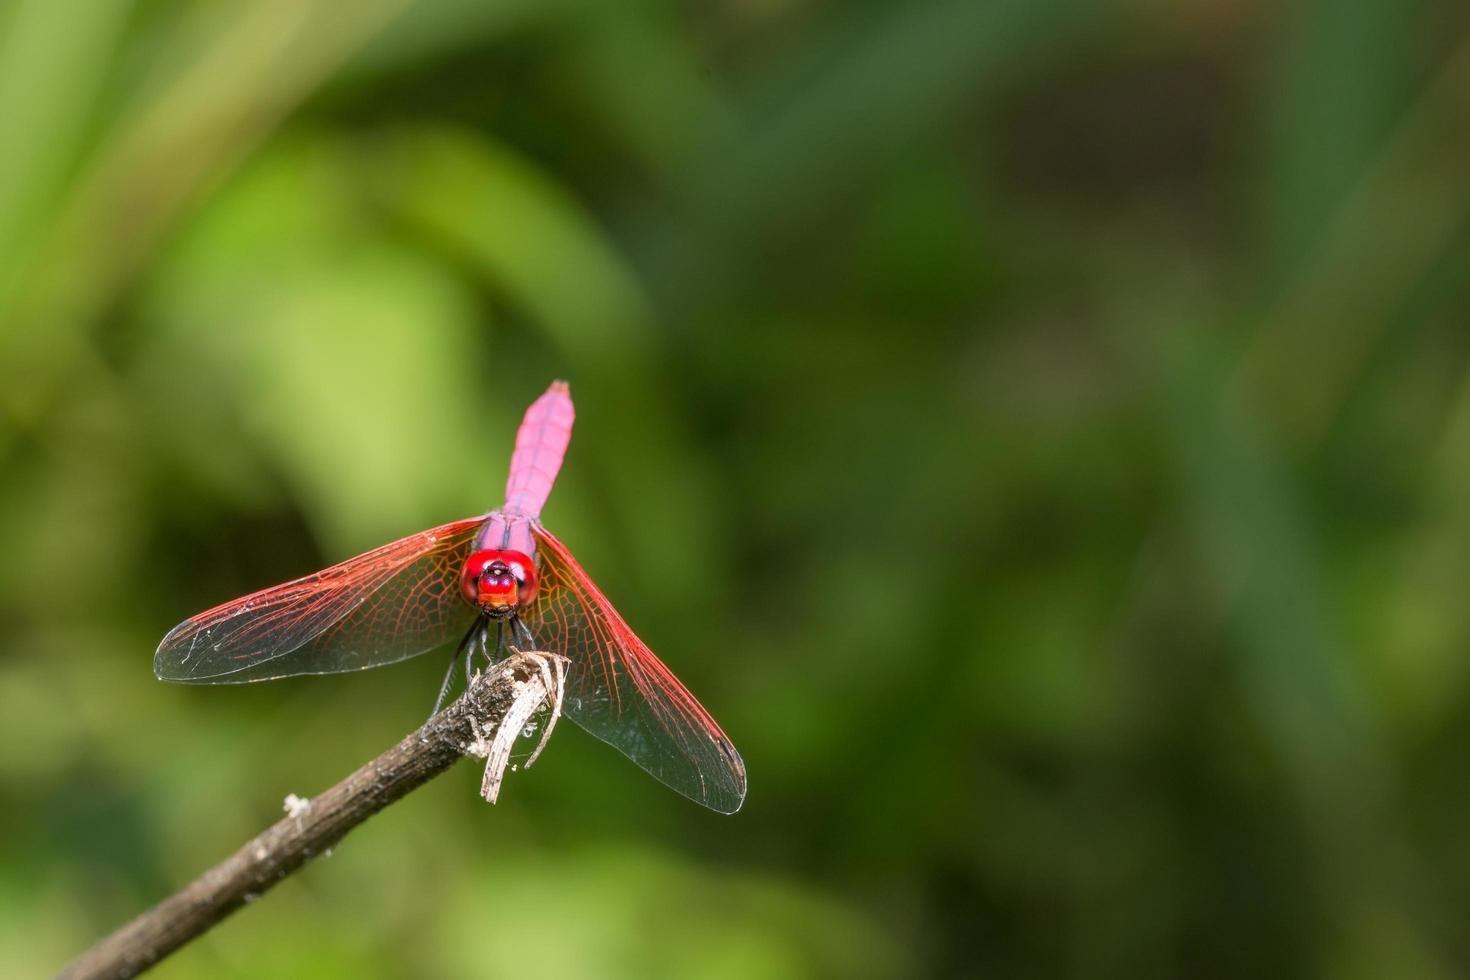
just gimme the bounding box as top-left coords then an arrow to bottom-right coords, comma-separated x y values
58,652 -> 552,980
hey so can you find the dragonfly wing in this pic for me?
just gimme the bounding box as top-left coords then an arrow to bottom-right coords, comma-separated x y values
155,517 -> 484,683
525,524 -> 747,814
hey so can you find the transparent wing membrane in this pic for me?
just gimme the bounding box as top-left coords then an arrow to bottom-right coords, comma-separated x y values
155,518 -> 483,683
524,524 -> 747,814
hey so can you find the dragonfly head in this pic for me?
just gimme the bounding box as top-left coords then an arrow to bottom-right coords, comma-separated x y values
461,549 -> 538,619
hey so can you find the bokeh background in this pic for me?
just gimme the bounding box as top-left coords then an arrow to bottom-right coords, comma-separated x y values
5,0 -> 1470,976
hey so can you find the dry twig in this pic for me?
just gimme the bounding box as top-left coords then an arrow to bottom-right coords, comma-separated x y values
58,650 -> 565,980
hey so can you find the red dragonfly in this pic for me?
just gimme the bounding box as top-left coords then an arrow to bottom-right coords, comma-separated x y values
155,381 -> 746,814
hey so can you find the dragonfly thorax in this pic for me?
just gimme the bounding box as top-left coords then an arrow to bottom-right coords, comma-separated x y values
460,549 -> 537,618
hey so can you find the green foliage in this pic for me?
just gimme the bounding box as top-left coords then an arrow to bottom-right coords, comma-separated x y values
4,1 -> 1470,977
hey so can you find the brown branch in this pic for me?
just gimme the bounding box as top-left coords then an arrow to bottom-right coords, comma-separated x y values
57,651 -> 562,980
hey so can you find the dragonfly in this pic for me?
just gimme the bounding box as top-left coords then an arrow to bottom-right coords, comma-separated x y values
154,381 -> 746,814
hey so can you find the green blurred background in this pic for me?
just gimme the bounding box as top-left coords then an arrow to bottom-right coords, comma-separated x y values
4,0 -> 1470,976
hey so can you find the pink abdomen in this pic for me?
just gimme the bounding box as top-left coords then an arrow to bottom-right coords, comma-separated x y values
502,380 -> 575,518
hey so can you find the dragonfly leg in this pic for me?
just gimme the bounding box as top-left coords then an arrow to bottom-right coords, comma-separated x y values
430,616 -> 486,719
512,616 -> 536,651
432,654 -> 459,718
466,622 -> 493,681
489,620 -> 507,664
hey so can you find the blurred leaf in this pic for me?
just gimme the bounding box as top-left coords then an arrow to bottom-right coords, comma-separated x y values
1261,0 -> 1423,283
437,846 -> 911,980
370,125 -> 653,366
346,0 -> 546,79
145,136 -> 491,549
682,0 -> 1099,244
1149,316 -> 1447,978
0,0 -> 129,306
1,0 -> 412,427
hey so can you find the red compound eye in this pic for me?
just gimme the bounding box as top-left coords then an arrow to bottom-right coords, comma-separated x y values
460,549 -> 537,609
